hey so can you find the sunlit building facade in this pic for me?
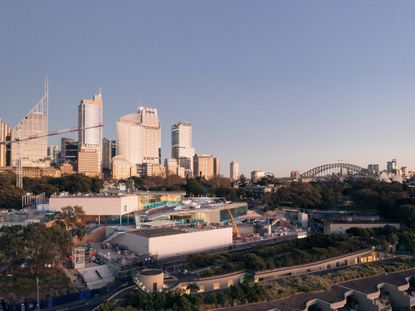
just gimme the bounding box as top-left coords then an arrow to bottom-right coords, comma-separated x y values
78,92 -> 103,175
11,86 -> 49,167
230,161 -> 240,181
171,121 -> 195,176
0,118 -> 11,167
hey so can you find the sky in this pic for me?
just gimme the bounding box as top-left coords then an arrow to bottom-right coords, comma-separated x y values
1,1 -> 415,177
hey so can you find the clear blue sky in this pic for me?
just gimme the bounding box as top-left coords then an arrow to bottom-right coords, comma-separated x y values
1,1 -> 415,176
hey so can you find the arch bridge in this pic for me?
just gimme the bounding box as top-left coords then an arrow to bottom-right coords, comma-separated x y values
300,163 -> 369,179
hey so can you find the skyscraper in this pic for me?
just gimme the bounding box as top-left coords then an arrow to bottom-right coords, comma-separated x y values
137,107 -> 161,165
230,161 -> 240,181
0,118 -> 11,167
116,107 -> 161,177
11,83 -> 48,168
60,137 -> 78,165
171,121 -> 195,176
386,159 -> 397,175
102,138 -> 116,170
78,92 -> 103,175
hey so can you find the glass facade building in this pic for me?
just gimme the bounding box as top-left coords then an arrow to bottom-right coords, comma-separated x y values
11,88 -> 48,167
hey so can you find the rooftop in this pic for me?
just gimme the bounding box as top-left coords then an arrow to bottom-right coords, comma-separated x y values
340,268 -> 415,293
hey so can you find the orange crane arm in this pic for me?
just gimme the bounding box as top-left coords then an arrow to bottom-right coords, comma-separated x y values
227,209 -> 240,239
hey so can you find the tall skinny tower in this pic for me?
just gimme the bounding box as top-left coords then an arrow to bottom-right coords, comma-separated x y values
171,121 -> 195,176
78,92 -> 103,176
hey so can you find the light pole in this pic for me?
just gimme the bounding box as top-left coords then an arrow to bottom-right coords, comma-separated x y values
36,277 -> 40,310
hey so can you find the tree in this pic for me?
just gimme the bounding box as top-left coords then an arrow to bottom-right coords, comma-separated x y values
186,283 -> 200,294
58,205 -> 87,239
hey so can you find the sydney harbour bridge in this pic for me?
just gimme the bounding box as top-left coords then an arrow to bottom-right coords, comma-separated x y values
300,162 -> 372,179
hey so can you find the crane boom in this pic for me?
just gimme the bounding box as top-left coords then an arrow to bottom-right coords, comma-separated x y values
0,123 -> 103,145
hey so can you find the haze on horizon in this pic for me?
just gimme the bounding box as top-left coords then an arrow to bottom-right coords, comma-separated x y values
1,1 -> 415,177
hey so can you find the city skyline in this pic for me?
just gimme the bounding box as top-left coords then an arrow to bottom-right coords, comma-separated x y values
1,1 -> 415,176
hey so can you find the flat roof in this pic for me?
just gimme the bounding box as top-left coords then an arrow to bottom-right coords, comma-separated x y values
131,228 -> 184,238
134,191 -> 186,195
273,285 -> 350,311
129,226 -> 231,238
340,268 -> 415,294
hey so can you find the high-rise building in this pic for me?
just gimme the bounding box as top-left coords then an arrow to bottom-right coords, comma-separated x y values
102,138 -> 116,170
367,164 -> 380,175
78,92 -> 103,175
116,107 -> 161,177
138,107 -> 161,165
214,157 -> 220,177
230,161 -> 240,181
386,159 -> 397,175
60,137 -> 78,165
11,83 -> 48,168
77,147 -> 99,177
0,118 -> 11,167
193,154 -> 219,179
171,122 -> 195,175
47,145 -> 59,165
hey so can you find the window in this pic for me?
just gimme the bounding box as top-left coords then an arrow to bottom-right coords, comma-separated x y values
213,282 -> 220,290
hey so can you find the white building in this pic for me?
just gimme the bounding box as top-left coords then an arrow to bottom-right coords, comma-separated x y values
49,193 -> 138,224
78,92 -> 103,174
171,122 -> 195,176
116,107 -> 161,178
112,227 -> 233,259
230,161 -> 240,181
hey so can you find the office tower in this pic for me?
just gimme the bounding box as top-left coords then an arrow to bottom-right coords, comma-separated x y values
60,137 -> 78,165
171,122 -> 195,175
165,158 -> 179,176
367,164 -> 380,175
47,145 -> 59,165
230,161 -> 240,181
11,83 -> 48,168
214,157 -> 220,176
401,166 -> 408,178
138,107 -> 161,164
116,107 -> 161,177
78,92 -> 103,175
102,138 -> 116,170
77,147 -> 99,177
386,159 -> 397,175
193,154 -> 219,179
0,118 -> 11,167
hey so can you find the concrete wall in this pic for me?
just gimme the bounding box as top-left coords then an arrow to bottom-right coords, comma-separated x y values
135,269 -> 164,293
112,232 -> 149,255
177,271 -> 246,293
112,227 -> 233,259
49,195 -> 138,216
324,222 -> 400,234
255,249 -> 377,282
149,227 -> 233,258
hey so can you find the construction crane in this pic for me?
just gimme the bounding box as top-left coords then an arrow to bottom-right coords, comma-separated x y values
227,209 -> 241,239
0,123 -> 103,188
0,123 -> 103,145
